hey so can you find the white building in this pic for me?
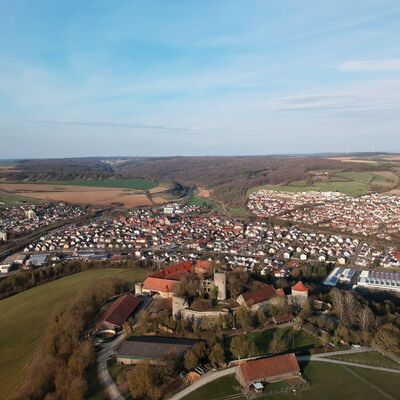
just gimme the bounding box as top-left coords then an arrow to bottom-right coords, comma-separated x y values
355,270 -> 400,292
0,231 -> 7,241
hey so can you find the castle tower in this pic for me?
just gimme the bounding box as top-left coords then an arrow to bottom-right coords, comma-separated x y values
214,271 -> 227,301
172,296 -> 188,320
134,282 -> 143,295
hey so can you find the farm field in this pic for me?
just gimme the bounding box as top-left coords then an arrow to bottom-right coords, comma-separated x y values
183,362 -> 400,400
0,183 -> 170,208
247,170 -> 398,197
0,267 -> 148,400
45,178 -> 158,190
0,190 -> 40,209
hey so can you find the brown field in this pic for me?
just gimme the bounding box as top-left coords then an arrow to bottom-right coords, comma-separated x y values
0,183 -> 159,208
325,157 -> 378,164
197,187 -> 211,197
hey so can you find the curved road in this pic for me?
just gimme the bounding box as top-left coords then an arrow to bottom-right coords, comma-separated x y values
167,367 -> 238,400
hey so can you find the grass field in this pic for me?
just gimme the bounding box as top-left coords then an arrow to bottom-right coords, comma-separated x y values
225,327 -> 320,359
0,268 -> 148,400
183,362 -> 400,400
328,351 -> 400,370
187,195 -> 221,211
0,190 -> 40,209
46,178 -> 158,191
228,207 -> 249,217
248,170 -> 398,197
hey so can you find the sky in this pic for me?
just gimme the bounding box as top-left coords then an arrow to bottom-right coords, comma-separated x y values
0,0 -> 400,158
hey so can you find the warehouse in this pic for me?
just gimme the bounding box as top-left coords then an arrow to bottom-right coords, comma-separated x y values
117,336 -> 200,365
355,270 -> 400,292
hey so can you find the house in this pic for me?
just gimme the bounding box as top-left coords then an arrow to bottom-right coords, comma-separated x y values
272,313 -> 295,325
237,284 -> 286,312
97,294 -> 142,330
236,353 -> 301,389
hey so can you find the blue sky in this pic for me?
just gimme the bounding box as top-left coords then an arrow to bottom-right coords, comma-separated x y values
0,0 -> 400,157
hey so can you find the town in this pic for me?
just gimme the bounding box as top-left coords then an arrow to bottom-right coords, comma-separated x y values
248,190 -> 400,241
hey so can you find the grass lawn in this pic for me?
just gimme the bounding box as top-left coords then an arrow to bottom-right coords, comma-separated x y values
187,195 -> 221,211
228,207 -> 249,217
0,267 -> 148,399
45,178 -> 158,190
183,375 -> 243,400
0,190 -> 40,208
183,362 -> 400,400
225,327 -> 320,359
328,351 -> 400,370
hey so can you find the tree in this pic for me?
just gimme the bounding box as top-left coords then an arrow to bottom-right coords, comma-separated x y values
268,330 -> 290,353
230,336 -> 257,359
184,349 -> 199,371
227,270 -> 250,298
235,307 -> 254,331
126,363 -> 162,400
209,343 -> 225,368
373,323 -> 400,352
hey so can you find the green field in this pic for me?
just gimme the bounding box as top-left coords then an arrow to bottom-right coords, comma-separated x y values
329,351 -> 400,370
0,268 -> 148,400
0,190 -> 40,208
228,207 -> 249,217
183,362 -> 400,400
247,170 -> 398,197
187,195 -> 221,211
225,327 -> 320,359
45,178 -> 158,190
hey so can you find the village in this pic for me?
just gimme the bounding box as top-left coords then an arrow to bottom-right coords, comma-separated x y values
0,201 -> 86,240
248,190 -> 400,241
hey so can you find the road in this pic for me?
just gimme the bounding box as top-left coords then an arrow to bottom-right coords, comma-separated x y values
96,295 -> 153,400
97,333 -> 126,400
167,367 -> 238,400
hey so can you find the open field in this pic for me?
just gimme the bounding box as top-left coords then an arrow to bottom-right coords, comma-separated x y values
0,190 -> 40,209
328,351 -> 400,369
187,195 -> 221,211
247,170 -> 398,197
45,178 -> 158,190
183,362 -> 400,400
0,183 -> 169,208
0,268 -> 148,399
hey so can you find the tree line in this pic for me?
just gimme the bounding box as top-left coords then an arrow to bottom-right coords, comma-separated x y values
13,277 -> 133,400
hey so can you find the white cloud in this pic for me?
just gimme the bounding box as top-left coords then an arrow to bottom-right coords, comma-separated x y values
266,80 -> 400,112
339,59 -> 400,71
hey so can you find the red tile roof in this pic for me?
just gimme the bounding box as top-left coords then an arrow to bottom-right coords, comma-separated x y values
291,281 -> 309,292
100,294 -> 141,327
241,284 -> 281,306
151,261 -> 192,280
143,277 -> 180,294
239,353 -> 300,383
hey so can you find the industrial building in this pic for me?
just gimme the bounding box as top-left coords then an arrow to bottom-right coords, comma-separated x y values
117,336 -> 200,365
355,270 -> 400,292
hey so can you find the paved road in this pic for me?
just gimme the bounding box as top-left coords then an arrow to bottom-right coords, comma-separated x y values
167,367 -> 238,400
97,333 -> 126,400
96,296 -> 153,400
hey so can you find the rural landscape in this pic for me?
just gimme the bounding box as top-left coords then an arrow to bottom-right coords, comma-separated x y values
1,1 -> 400,400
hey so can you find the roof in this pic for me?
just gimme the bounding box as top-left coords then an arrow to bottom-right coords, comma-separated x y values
150,261 -> 192,280
143,277 -> 179,294
272,313 -> 295,324
100,294 -> 141,327
117,336 -> 199,360
239,353 -> 300,383
241,284 -> 281,306
291,281 -> 309,292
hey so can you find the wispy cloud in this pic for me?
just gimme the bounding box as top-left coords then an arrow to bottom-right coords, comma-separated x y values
266,80 -> 400,112
32,119 -> 204,132
339,59 -> 400,71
